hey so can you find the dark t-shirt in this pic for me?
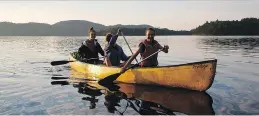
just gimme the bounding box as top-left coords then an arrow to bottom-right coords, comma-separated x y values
104,44 -> 129,66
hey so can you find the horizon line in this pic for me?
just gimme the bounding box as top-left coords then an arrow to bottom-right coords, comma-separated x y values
1,17 -> 258,31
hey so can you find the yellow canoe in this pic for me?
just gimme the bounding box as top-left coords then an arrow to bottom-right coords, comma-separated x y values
69,52 -> 217,91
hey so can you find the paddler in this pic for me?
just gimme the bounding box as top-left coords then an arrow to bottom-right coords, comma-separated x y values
78,27 -> 105,64
120,28 -> 169,72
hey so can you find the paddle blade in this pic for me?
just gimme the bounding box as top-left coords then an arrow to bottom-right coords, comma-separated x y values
51,76 -> 69,80
98,73 -> 121,85
51,81 -> 70,85
50,60 -> 74,66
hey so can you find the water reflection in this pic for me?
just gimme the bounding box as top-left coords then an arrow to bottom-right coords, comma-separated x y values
200,37 -> 259,51
76,82 -> 102,109
51,77 -> 215,115
198,37 -> 259,68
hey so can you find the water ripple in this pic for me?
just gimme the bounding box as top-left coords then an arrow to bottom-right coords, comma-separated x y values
1,36 -> 259,115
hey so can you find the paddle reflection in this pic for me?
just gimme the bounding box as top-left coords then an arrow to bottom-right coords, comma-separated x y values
51,77 -> 215,115
76,83 -> 102,109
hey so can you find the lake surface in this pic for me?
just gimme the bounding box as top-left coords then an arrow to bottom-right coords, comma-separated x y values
0,36 -> 259,115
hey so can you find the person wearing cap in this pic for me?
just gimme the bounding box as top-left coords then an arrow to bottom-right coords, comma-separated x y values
103,28 -> 130,67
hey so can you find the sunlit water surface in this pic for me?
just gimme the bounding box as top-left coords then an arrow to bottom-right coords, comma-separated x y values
0,36 -> 259,115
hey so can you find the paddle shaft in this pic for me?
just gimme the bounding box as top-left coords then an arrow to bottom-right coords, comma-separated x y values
83,56 -> 105,61
51,56 -> 105,66
126,49 -> 163,70
121,32 -> 139,64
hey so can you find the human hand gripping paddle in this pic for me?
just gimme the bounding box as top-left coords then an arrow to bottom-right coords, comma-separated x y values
98,48 -> 165,85
50,57 -> 105,66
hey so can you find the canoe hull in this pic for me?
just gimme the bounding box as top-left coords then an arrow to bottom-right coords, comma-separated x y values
69,54 -> 217,91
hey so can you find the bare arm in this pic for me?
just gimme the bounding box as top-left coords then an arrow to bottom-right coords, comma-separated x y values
104,56 -> 112,66
109,35 -> 118,46
121,48 -> 141,72
109,28 -> 121,46
157,43 -> 168,53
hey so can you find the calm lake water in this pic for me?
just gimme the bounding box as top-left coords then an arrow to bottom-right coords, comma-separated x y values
0,36 -> 259,115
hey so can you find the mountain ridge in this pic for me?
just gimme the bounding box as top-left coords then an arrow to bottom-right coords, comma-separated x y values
0,20 -> 190,36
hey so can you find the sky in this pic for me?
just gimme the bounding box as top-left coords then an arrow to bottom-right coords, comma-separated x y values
0,1 -> 258,30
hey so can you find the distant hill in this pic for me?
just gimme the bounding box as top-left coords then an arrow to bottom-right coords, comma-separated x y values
1,17 -> 259,36
0,22 -> 51,36
49,20 -> 106,36
0,20 -> 107,36
0,20 -> 190,36
191,18 -> 259,35
98,27 -> 191,36
106,24 -> 153,29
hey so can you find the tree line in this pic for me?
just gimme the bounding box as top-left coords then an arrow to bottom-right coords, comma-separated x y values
191,18 -> 259,35
0,18 -> 258,36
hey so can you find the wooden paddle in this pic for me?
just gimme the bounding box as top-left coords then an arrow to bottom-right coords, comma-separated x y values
50,57 -> 104,66
121,31 -> 139,64
98,49 -> 163,85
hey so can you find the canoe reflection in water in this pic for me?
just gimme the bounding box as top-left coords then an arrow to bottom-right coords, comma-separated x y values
51,77 -> 215,115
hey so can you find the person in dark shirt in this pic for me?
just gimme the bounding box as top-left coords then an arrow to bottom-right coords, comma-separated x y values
78,27 -> 104,64
103,28 -> 130,67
